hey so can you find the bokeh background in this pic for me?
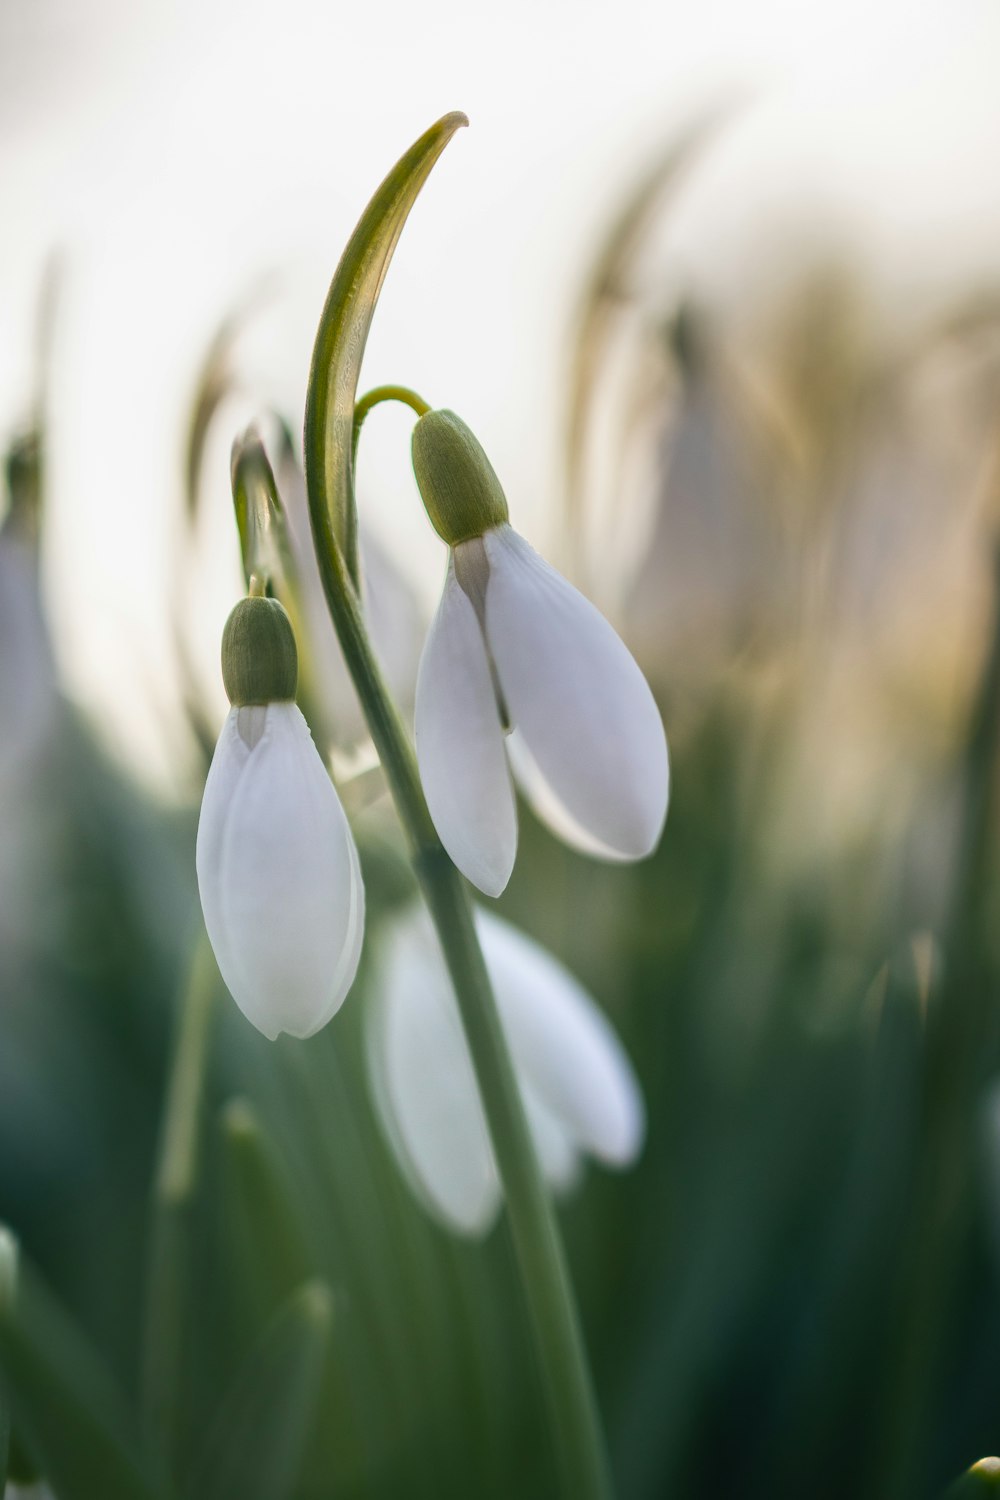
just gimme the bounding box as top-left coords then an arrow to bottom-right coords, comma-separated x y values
5,1 -> 1000,1496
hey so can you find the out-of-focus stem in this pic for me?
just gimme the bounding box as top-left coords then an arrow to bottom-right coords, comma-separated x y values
878,532 -> 1000,1498
140,933 -> 217,1470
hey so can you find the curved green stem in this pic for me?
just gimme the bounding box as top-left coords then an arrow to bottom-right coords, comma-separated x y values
302,114 -> 612,1495
345,386 -> 432,586
354,384 -> 431,443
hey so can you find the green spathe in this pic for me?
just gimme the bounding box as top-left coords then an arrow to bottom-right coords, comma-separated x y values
412,409 -> 509,546
222,596 -> 298,707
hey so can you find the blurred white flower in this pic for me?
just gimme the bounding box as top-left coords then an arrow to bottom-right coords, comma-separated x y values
0,512 -> 58,790
416,522 -> 670,896
278,451 -> 425,751
196,700 -> 364,1039
366,904 -> 645,1237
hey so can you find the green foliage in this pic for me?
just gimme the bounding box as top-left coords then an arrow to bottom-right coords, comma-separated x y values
0,1234 -> 166,1500
185,1280 -> 332,1500
6,108 -> 1000,1500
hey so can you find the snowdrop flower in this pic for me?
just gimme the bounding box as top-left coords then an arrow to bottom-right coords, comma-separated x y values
366,904 -> 645,1237
196,594 -> 364,1039
412,410 -> 669,896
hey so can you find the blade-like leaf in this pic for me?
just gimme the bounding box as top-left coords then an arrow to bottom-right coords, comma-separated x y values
230,429 -> 298,593
186,1279 -> 332,1500
0,1355 -> 7,1488
218,1097 -> 314,1318
0,1229 -> 10,1494
0,1228 -> 166,1500
303,110 -> 467,585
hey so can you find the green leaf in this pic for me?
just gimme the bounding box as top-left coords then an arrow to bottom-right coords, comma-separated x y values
0,1229 -> 10,1493
186,1279 -> 333,1500
218,1097 -> 314,1318
230,428 -> 297,593
0,1228 -> 166,1500
0,1374 -> 7,1492
303,109 -> 467,587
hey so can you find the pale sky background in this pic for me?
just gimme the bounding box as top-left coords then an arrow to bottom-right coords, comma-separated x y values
2,0 -> 1000,794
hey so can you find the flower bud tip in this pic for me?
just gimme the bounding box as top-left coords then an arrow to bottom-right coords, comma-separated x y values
412,409 -> 509,545
222,595 -> 298,706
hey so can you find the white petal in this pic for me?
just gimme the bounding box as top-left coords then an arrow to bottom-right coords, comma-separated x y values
521,1085 -> 583,1195
281,456 -> 424,748
414,558 -> 517,897
476,910 -> 645,1166
0,527 -> 58,787
196,707 -> 251,996
363,524 -> 425,721
483,525 -> 669,861
368,911 -> 501,1236
505,730 -> 631,861
367,905 -> 640,1236
197,703 -> 364,1040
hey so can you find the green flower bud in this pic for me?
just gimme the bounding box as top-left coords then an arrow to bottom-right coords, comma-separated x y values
412,409 -> 509,546
222,596 -> 298,706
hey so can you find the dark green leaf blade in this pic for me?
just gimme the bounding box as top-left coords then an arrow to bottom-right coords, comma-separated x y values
186,1279 -> 333,1500
0,1229 -> 166,1500
304,110 -> 467,583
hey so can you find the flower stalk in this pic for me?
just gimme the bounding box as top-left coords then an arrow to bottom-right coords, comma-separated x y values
141,933 -> 218,1470
302,112 -> 613,1499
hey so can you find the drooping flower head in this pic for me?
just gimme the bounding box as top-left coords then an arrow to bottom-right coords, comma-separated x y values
412,410 -> 670,896
366,903 -> 645,1236
196,593 -> 365,1039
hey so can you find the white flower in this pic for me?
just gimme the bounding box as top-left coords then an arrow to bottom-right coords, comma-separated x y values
196,700 -> 365,1039
415,522 -> 670,896
278,450 -> 425,751
0,512 -> 58,790
366,904 -> 645,1237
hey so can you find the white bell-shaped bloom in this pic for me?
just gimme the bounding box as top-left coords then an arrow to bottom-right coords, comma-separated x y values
366,904 -> 645,1236
415,523 -> 670,896
197,701 -> 365,1039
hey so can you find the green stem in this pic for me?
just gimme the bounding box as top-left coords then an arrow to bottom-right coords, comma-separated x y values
345,386 -> 432,588
303,424 -> 612,1500
141,933 -> 218,1470
353,384 -> 431,446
